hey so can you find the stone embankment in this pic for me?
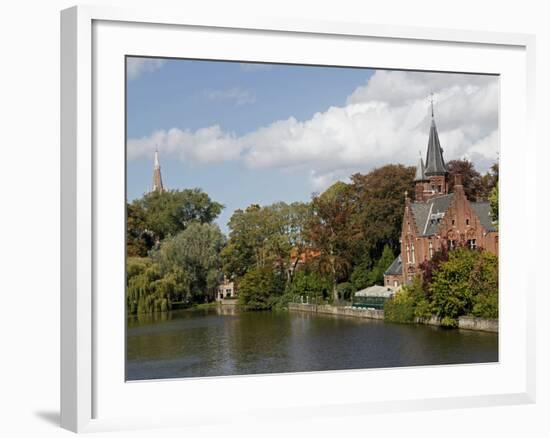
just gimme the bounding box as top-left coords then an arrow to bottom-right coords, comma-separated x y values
288,303 -> 498,333
288,303 -> 384,320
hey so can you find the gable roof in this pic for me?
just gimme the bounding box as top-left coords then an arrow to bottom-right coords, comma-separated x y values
471,201 -> 498,232
355,285 -> 396,298
410,194 -> 497,236
384,255 -> 402,276
410,193 -> 454,236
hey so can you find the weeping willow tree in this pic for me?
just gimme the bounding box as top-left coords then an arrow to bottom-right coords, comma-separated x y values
127,257 -> 167,314
126,222 -> 226,314
127,257 -> 190,314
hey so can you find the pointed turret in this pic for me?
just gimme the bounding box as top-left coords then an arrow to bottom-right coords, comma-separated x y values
151,148 -> 164,193
416,97 -> 449,199
414,155 -> 427,182
424,100 -> 447,176
414,153 -> 429,201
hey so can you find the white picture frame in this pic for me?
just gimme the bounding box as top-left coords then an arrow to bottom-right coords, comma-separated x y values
60,4 -> 536,433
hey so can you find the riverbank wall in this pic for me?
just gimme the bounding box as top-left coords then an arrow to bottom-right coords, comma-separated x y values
288,303 -> 498,333
414,315 -> 498,333
288,303 -> 384,320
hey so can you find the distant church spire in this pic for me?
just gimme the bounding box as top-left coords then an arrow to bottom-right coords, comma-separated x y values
151,147 -> 164,193
424,96 -> 447,176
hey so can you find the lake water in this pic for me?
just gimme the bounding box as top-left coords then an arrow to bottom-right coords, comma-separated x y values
126,307 -> 498,380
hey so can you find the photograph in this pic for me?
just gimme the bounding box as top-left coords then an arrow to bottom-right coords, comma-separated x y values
125,57 -> 500,381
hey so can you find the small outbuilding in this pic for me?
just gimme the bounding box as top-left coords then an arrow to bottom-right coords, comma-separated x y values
352,285 -> 398,309
217,276 -> 237,301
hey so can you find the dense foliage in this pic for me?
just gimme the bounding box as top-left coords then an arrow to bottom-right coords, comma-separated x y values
384,247 -> 498,326
127,189 -> 224,257
153,222 -> 226,303
126,189 -> 225,314
447,160 -> 498,201
237,267 -> 285,311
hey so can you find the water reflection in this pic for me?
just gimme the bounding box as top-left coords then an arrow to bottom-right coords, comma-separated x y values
126,307 -> 498,380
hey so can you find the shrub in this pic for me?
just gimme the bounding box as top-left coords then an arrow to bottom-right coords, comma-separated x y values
430,248 -> 498,320
440,316 -> 458,328
384,289 -> 415,323
472,290 -> 498,319
414,298 -> 432,320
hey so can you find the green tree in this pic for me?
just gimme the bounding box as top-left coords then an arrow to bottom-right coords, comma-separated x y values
480,162 -> 499,200
153,222 -> 226,303
447,159 -> 483,200
348,165 -> 416,260
350,269 -> 369,291
285,270 -> 332,303
238,267 -> 284,310
126,203 -> 154,257
128,189 -> 224,254
366,244 -> 394,286
221,202 -> 311,281
305,182 -> 360,302
430,248 -> 498,324
383,289 -> 416,323
126,259 -> 166,314
384,277 -> 427,323
489,184 -> 499,224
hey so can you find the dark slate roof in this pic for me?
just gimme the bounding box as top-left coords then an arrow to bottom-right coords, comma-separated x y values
410,194 -> 454,236
414,156 -> 427,182
471,202 -> 497,232
384,255 -> 402,276
410,195 -> 497,236
425,118 -> 448,176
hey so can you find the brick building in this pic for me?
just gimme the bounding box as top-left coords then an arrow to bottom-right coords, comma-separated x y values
384,106 -> 498,286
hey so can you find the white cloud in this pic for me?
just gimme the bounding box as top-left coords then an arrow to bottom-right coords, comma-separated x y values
239,63 -> 273,72
128,70 -> 499,192
204,87 -> 256,106
127,125 -> 242,162
127,58 -> 166,80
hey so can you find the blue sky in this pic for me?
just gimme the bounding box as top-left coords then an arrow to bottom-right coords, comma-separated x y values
126,57 -> 499,234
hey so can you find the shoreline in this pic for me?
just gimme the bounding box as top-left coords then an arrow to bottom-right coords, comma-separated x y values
287,303 -> 498,333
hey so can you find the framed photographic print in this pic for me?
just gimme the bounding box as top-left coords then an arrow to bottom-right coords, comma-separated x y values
61,5 -> 536,433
